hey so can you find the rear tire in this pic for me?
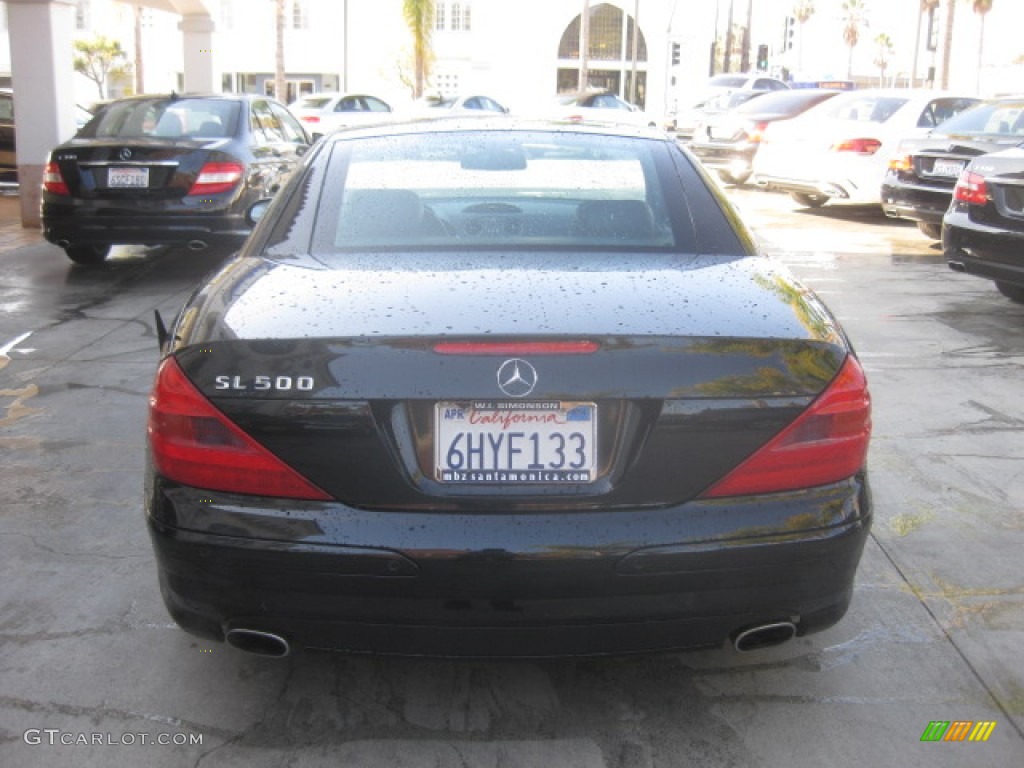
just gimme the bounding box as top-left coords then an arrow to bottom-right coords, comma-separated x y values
791,192 -> 827,208
719,170 -> 751,186
64,245 -> 111,265
916,221 -> 942,240
995,281 -> 1024,303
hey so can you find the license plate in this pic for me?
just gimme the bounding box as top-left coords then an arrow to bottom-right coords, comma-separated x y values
931,159 -> 965,178
435,401 -> 596,484
108,167 -> 149,188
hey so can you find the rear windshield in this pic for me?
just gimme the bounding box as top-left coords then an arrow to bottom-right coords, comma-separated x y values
733,89 -> 838,115
309,130 -> 683,252
78,98 -> 241,139
292,97 -> 333,109
934,100 -> 1024,136
818,94 -> 909,123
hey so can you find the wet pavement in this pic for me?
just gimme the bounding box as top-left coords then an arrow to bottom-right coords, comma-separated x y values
0,188 -> 1022,767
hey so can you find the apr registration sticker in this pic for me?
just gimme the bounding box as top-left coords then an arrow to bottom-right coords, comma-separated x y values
435,401 -> 596,484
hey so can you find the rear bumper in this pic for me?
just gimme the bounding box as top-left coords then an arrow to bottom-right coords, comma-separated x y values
147,475 -> 873,657
880,181 -> 951,224
944,212 -> 1024,288
41,199 -> 251,248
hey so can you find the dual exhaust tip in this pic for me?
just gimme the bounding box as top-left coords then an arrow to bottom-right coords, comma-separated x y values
223,621 -> 798,658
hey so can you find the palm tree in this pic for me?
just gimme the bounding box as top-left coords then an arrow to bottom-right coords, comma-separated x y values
402,0 -> 435,99
939,0 -> 956,89
841,0 -> 869,80
132,3 -> 144,94
274,0 -> 286,101
912,0 -> 940,87
873,33 -> 894,86
972,0 -> 994,92
792,1 -> 815,71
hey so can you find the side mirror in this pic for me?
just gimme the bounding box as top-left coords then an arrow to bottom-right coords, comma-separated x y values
246,199 -> 273,226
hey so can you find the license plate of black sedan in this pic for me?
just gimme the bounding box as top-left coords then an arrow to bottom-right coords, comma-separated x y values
108,167 -> 149,188
932,159 -> 965,177
435,401 -> 596,484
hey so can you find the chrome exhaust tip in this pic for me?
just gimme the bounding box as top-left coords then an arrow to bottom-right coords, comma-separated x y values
948,261 -> 966,273
187,240 -> 208,251
732,621 -> 797,653
224,628 -> 290,657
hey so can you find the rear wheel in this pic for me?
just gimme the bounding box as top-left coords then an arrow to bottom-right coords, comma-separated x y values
64,245 -> 111,265
995,281 -> 1024,303
719,170 -> 751,186
790,192 -> 827,208
916,221 -> 942,240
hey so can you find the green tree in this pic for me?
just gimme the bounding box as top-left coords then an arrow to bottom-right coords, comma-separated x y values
73,36 -> 131,99
792,1 -> 815,71
841,0 -> 869,80
873,33 -> 894,86
402,0 -> 435,99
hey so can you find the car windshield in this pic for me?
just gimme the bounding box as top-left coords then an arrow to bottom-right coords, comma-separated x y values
79,98 -> 241,139
817,94 -> 908,123
309,130 -> 680,252
934,100 -> 1024,136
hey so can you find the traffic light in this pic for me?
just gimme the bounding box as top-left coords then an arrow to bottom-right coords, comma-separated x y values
671,42 -> 680,67
783,16 -> 795,51
757,44 -> 769,71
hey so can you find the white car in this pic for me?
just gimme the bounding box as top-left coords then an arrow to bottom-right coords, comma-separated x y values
673,74 -> 790,141
288,92 -> 394,140
549,90 -> 657,129
410,94 -> 509,117
751,89 -> 980,207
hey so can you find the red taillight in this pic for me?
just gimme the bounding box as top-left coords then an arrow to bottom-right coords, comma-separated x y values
953,170 -> 989,206
147,358 -> 330,500
434,341 -> 599,355
43,161 -> 70,195
887,154 -> 913,172
700,355 -> 871,498
300,115 -> 320,123
747,121 -> 770,143
832,138 -> 882,155
187,162 -> 244,196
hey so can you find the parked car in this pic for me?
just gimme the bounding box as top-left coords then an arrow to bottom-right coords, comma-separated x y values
672,73 -> 790,142
145,118 -> 873,658
944,145 -> 1024,303
882,96 -> 1024,239
549,90 -> 656,128
41,93 -> 311,264
287,92 -> 393,140
689,88 -> 843,185
753,90 -> 980,208
412,93 -> 509,116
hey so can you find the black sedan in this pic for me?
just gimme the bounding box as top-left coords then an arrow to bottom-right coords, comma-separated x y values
944,146 -> 1024,303
146,119 -> 873,658
689,88 -> 842,185
882,96 -> 1024,239
42,93 -> 311,264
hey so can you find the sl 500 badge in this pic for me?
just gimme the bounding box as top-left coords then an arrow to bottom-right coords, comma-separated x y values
214,375 -> 315,391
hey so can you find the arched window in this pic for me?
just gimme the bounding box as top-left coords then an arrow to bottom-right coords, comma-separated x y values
556,3 -> 648,106
557,3 -> 647,62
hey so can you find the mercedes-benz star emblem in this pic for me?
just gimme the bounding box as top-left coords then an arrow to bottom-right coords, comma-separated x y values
496,358 -> 538,398
119,148 -> 132,160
